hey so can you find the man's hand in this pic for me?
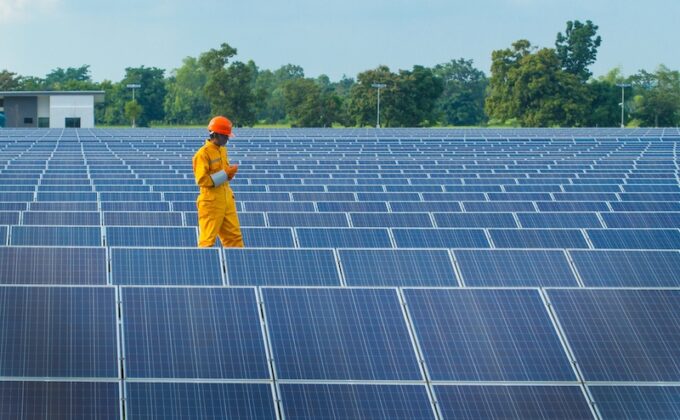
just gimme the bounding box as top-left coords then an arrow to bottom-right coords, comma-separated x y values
225,164 -> 239,180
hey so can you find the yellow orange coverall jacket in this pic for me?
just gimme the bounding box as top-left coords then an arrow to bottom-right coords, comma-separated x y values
192,140 -> 244,248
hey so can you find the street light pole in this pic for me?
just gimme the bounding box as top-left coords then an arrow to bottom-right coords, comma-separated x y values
616,83 -> 631,128
371,83 -> 386,128
126,83 -> 141,128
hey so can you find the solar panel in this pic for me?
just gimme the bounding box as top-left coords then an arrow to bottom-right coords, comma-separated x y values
589,385 -> 680,420
23,211 -> 101,226
124,382 -> 275,419
392,228 -> 489,248
29,202 -> 99,211
517,212 -> 603,228
547,289 -> 680,381
100,201 -> 170,211
317,201 -> 388,212
105,226 -> 197,247
296,227 -> 392,248
404,289 -> 575,381
602,212 -> 680,228
0,247 -> 107,285
0,381 -> 120,420
454,250 -> 577,287
121,287 -> 269,379
570,250 -> 680,287
224,249 -> 340,286
11,226 -> 102,246
434,213 -> 517,228
0,286 -> 118,377
434,385 -> 592,420
0,211 -> 20,225
103,212 -> 183,226
0,226 -> 6,245
587,229 -> 680,249
36,192 -> 97,202
240,227 -> 295,247
267,212 -> 349,227
111,248 -> 222,285
390,202 -> 461,212
279,384 -> 435,420
262,287 -> 421,380
489,229 -> 589,249
339,249 -> 457,286
350,212 -> 433,228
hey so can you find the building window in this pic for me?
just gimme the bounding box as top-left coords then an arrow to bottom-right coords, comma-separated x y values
38,117 -> 50,128
24,117 -> 33,124
65,117 -> 81,128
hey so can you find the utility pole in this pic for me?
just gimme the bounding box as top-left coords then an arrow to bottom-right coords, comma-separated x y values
371,83 -> 386,128
126,83 -> 141,128
616,83 -> 631,128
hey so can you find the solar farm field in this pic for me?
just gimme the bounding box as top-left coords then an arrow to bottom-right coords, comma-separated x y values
0,127 -> 679,419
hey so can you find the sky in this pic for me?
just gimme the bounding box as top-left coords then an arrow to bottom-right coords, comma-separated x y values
1,0 -> 679,83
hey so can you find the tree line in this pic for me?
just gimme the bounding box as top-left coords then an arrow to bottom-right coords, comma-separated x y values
1,20 -> 679,128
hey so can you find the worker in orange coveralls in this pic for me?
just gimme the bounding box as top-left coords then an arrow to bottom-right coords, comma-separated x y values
192,116 -> 244,247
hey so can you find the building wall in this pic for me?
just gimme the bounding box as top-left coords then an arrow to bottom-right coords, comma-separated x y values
49,95 -> 95,128
4,97 -> 38,127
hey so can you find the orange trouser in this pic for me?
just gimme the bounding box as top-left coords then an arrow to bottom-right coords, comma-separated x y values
197,198 -> 244,248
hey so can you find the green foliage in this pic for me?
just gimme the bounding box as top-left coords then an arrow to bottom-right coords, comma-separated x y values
44,65 -> 96,90
282,78 -> 340,127
0,70 -> 22,90
630,66 -> 680,126
164,57 -> 211,125
348,66 -> 396,127
121,66 -> 167,126
124,100 -> 143,127
434,58 -> 488,126
556,20 -> 601,81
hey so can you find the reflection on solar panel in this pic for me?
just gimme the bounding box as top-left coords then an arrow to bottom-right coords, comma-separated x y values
589,385 -> 680,419
0,381 -> 120,420
405,289 -> 574,381
122,287 -> 269,379
279,384 -> 435,420
435,385 -> 592,420
0,286 -> 118,377
105,226 -> 196,247
455,250 -> 577,287
111,248 -> 222,285
10,226 -> 102,246
263,288 -> 421,380
224,249 -> 340,286
296,227 -> 392,248
548,289 -> 680,381
571,250 -> 680,287
0,247 -> 107,285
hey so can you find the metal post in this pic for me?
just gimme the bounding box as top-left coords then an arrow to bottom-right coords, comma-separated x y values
616,83 -> 631,128
126,83 -> 141,128
371,83 -> 386,128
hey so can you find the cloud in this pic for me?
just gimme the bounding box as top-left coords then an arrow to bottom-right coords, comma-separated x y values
0,0 -> 58,23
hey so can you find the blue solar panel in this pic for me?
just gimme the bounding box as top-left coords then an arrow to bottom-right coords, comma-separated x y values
548,289 -> 680,381
297,227 -> 392,248
340,249 -> 457,286
435,385 -> 592,420
242,202 -> 314,212
455,250 -> 578,287
434,213 -> 517,228
390,201 -> 461,212
404,289 -> 575,381
392,228 -> 489,248
489,229 -> 589,249
0,247 -> 107,285
125,382 -> 275,419
267,212 -> 349,227
29,202 -> 99,211
121,287 -> 269,379
103,212 -> 183,226
589,385 -> 680,420
100,201 -> 170,211
105,226 -> 197,247
0,192 -> 34,202
263,287 -> 421,380
537,201 -> 610,212
240,227 -> 295,247
11,226 -> 102,246
571,250 -> 680,287
23,211 -> 101,226
0,211 -> 20,225
350,212 -> 433,228
317,201 -> 388,212
517,212 -> 603,228
0,381 -> 120,420
111,248 -> 222,285
464,202 -> 536,212
587,229 -> 680,249
602,212 -> 680,228
0,226 -> 6,245
224,249 -> 340,286
279,384 -> 435,420
0,286 -> 118,377
611,202 -> 680,212
36,192 -> 97,201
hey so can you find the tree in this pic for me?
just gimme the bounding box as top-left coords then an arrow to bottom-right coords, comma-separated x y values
630,66 -> 680,127
348,66 -> 397,127
164,57 -> 211,125
122,66 -> 167,126
282,78 -> 340,127
485,40 -> 534,123
434,58 -> 488,126
44,65 -> 95,90
0,70 -> 22,90
124,100 -> 143,127
389,66 -> 443,127
556,20 -> 602,81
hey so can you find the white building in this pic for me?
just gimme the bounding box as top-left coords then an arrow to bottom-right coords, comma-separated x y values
0,91 -> 105,128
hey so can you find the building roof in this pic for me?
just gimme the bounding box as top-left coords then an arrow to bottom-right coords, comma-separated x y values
0,90 -> 105,102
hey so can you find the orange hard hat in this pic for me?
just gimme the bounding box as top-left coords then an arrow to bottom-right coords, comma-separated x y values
208,116 -> 233,137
